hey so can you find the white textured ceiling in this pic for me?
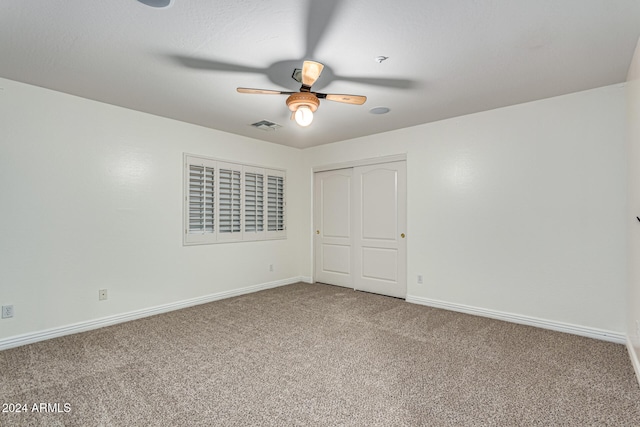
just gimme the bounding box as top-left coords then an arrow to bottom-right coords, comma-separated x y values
1,0 -> 639,148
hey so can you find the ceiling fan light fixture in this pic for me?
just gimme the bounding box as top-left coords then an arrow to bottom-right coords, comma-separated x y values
286,92 -> 320,127
295,106 -> 314,127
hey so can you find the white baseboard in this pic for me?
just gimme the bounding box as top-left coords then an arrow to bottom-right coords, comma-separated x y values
406,295 -> 626,344
0,277 -> 306,351
299,276 -> 313,283
627,337 -> 640,388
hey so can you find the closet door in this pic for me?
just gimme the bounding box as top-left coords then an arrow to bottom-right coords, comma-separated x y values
352,161 -> 407,298
314,169 -> 353,287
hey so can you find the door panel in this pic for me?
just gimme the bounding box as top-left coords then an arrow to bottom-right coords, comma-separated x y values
314,169 -> 353,287
361,169 -> 398,241
361,247 -> 398,282
322,244 -> 351,274
322,174 -> 351,238
353,161 -> 407,298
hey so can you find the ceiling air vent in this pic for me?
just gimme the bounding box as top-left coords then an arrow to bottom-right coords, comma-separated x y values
251,120 -> 282,131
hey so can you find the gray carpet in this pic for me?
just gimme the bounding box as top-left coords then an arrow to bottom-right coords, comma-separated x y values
1,282 -> 640,426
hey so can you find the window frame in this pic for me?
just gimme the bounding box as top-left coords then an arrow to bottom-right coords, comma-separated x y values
183,154 -> 286,245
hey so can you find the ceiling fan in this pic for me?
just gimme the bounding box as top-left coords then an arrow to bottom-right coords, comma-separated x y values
237,60 -> 366,127
170,0 -> 413,128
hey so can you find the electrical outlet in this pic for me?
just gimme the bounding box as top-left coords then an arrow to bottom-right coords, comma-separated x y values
417,275 -> 423,284
2,305 -> 14,319
269,264 -> 274,272
99,289 -> 108,301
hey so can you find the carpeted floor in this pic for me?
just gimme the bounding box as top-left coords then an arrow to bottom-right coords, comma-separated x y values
1,282 -> 640,426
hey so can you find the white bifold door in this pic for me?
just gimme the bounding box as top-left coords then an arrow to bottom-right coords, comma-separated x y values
314,161 -> 407,298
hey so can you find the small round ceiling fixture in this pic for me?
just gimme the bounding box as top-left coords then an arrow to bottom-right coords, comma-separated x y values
137,0 -> 173,8
369,107 -> 391,115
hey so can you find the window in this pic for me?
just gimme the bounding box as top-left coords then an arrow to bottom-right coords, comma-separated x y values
184,154 -> 286,245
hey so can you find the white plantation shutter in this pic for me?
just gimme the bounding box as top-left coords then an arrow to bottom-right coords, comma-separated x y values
244,168 -> 264,235
185,156 -> 216,244
184,154 -> 285,245
218,165 -> 242,239
188,164 -> 207,232
267,172 -> 285,236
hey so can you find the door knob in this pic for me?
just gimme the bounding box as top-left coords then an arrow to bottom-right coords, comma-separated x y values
316,230 -> 320,234
401,233 -> 405,238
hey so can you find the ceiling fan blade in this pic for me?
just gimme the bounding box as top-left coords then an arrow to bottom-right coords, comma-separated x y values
333,75 -> 417,90
301,61 -> 324,88
319,93 -> 367,105
171,54 -> 266,74
237,88 -> 294,95
304,0 -> 341,58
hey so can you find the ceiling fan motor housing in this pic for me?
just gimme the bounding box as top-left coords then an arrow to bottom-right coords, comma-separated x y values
286,92 -> 320,113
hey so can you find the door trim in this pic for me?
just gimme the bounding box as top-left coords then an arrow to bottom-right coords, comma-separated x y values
312,153 -> 407,173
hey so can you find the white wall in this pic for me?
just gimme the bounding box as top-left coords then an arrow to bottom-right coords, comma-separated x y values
0,75 -> 629,346
627,37 -> 640,369
302,84 -> 628,335
0,78 -> 306,342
